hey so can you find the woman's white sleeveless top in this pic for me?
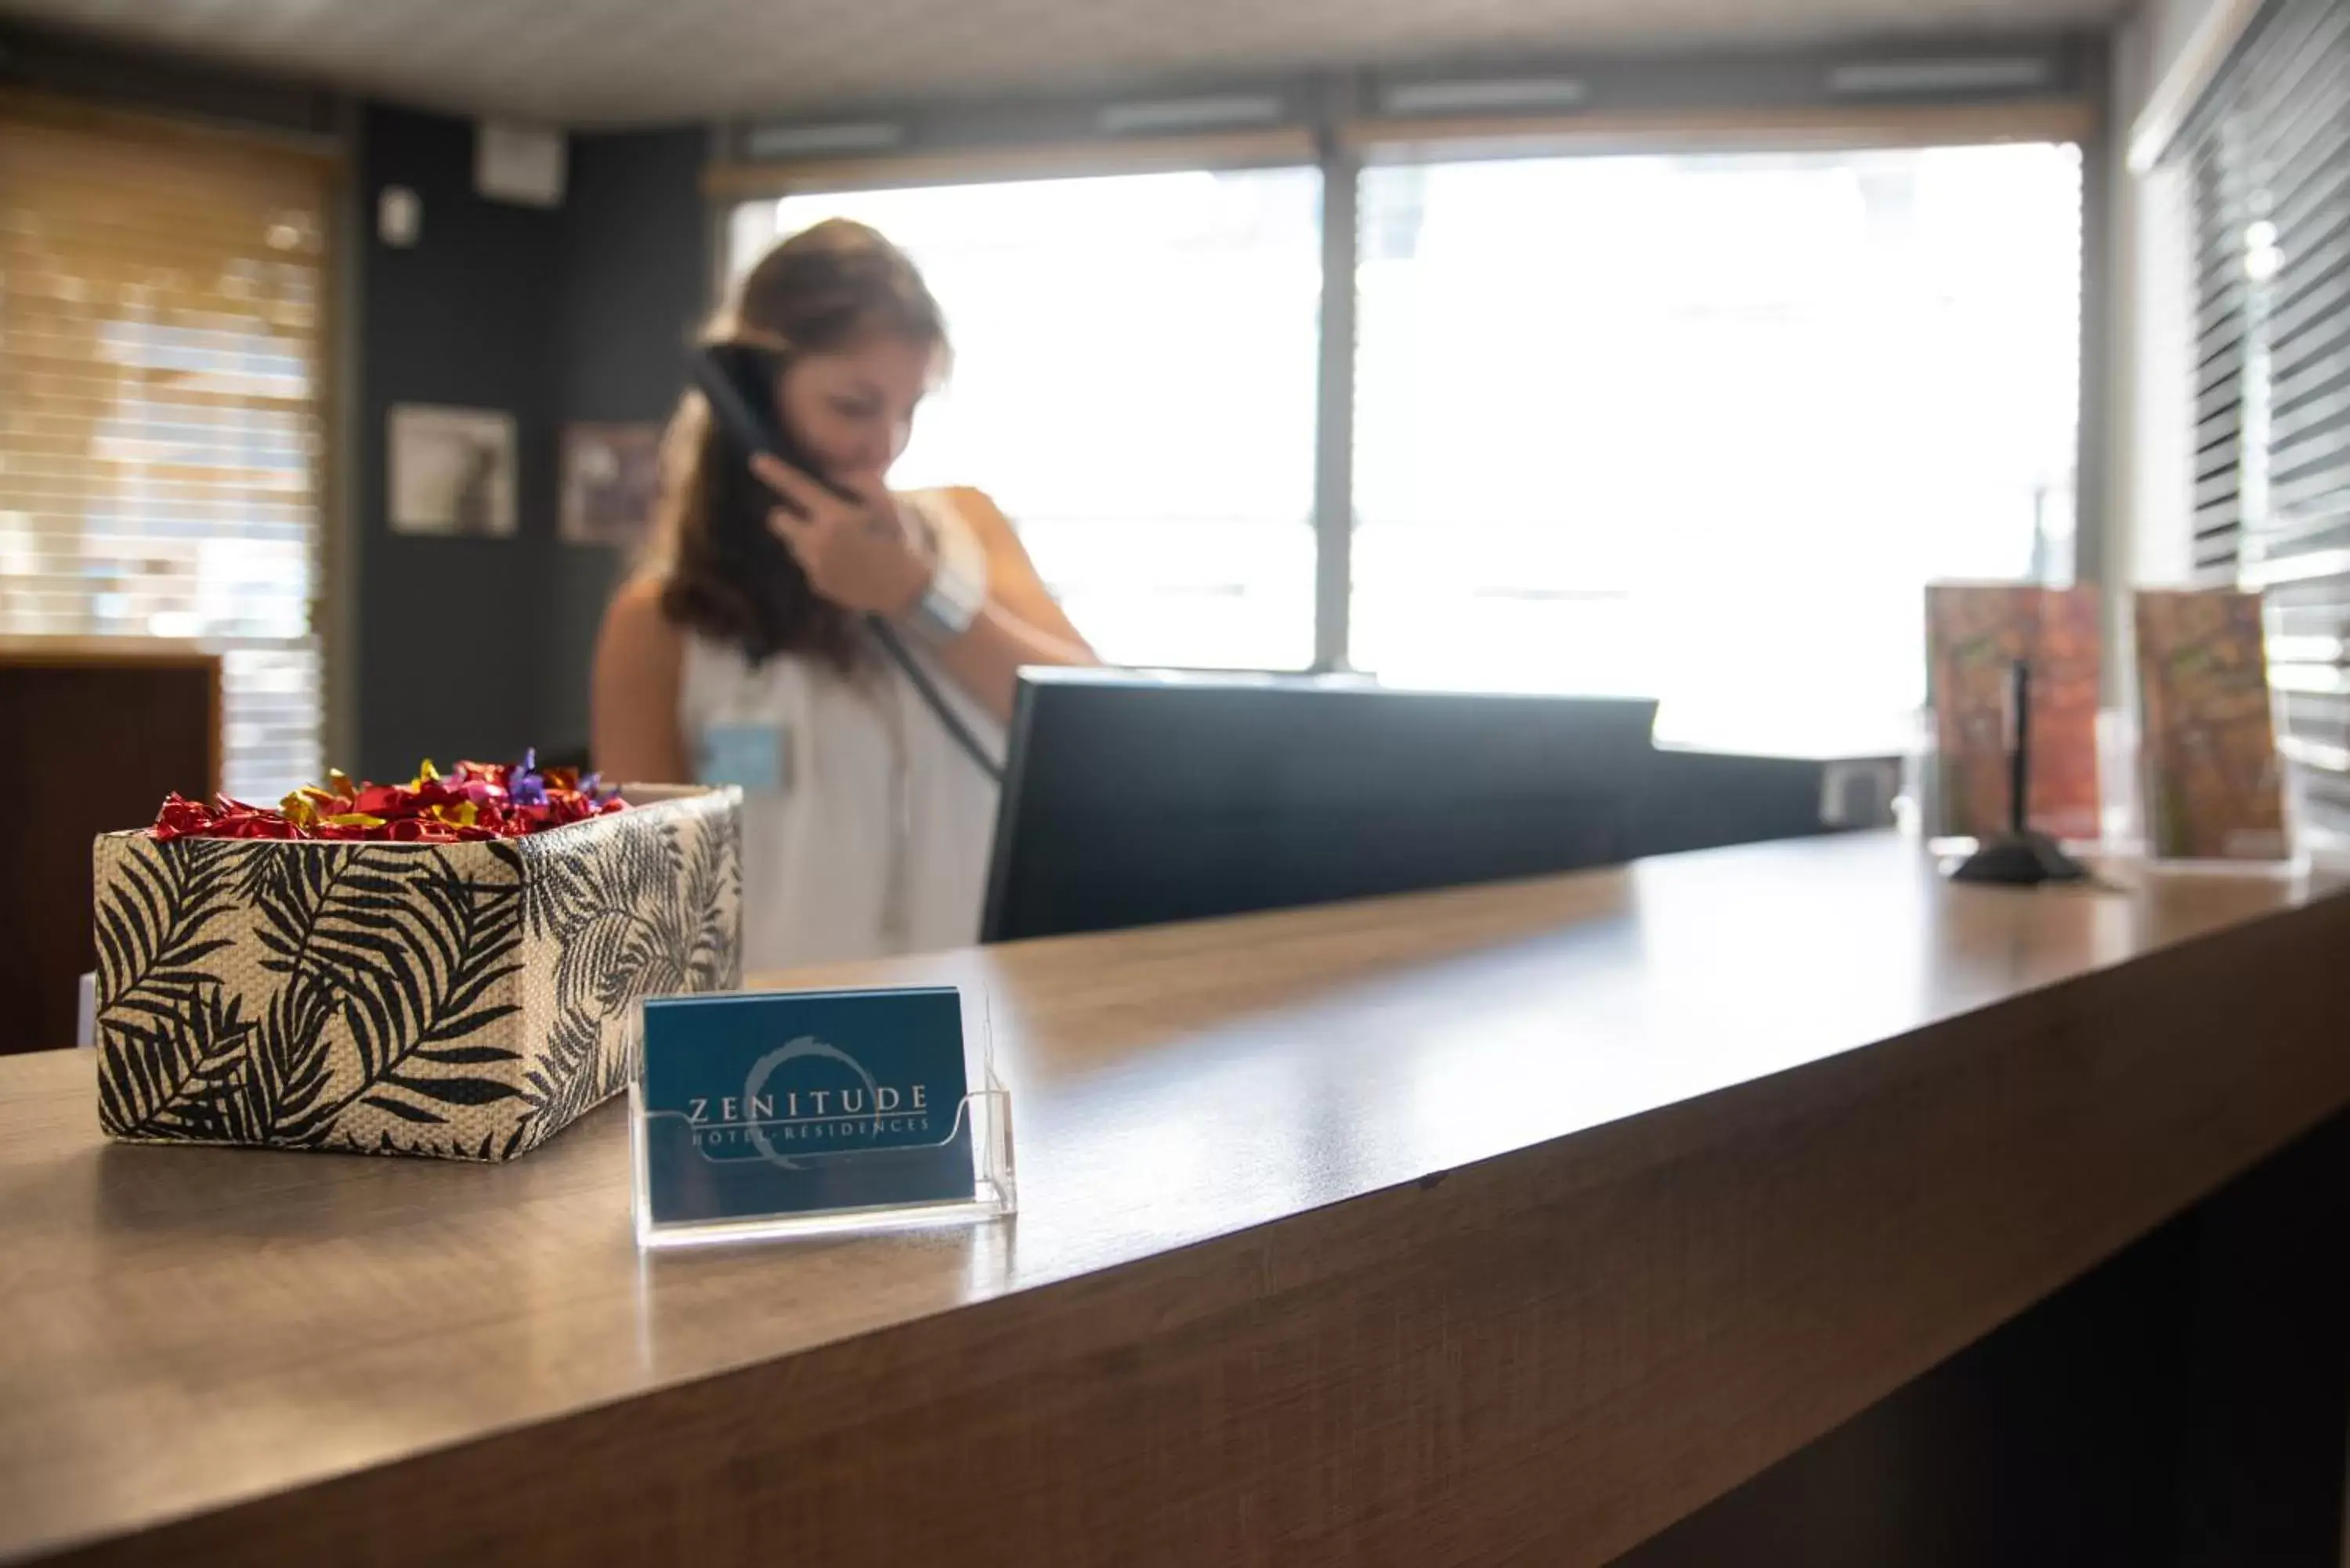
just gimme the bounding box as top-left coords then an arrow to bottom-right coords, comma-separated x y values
676,490 -> 1003,976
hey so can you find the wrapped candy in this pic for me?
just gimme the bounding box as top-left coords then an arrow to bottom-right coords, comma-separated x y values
150,750 -> 626,842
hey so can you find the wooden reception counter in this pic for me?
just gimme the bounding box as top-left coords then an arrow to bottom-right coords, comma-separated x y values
5,833 -> 2349,1566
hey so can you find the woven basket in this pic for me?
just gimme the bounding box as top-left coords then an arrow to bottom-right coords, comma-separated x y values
89,786 -> 741,1162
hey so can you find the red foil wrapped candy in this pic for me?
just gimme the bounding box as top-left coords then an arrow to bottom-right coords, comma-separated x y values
150,751 -> 626,843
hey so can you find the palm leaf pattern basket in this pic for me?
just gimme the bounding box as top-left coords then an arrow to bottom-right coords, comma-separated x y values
89,786 -> 740,1162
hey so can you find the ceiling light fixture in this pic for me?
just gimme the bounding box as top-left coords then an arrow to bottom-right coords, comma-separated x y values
1381,78 -> 1589,115
1097,95 -> 1285,134
1828,58 -> 2053,95
746,122 -> 906,158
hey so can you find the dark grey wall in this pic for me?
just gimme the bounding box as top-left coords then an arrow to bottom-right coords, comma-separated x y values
0,22 -> 337,135
542,127 -> 710,757
356,103 -> 560,779
354,107 -> 707,779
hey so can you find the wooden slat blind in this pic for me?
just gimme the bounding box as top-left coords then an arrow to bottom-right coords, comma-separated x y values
0,93 -> 331,802
2175,0 -> 2350,842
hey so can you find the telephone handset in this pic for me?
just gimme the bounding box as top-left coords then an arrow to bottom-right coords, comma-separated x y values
689,343 -> 1002,783
691,341 -> 850,507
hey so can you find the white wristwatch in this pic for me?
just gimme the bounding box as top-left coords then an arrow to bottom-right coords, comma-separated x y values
902,517 -> 987,648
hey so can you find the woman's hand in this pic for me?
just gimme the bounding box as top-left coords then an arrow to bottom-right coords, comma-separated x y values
752,453 -> 929,618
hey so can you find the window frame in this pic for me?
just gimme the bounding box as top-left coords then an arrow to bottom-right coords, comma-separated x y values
710,65 -> 2109,685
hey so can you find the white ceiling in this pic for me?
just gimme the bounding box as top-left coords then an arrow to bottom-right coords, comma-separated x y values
0,0 -> 2125,127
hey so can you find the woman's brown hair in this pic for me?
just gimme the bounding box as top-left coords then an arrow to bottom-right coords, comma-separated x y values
645,219 -> 948,668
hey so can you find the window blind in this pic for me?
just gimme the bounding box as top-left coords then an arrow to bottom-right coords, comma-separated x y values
0,95 -> 330,803
2176,0 -> 2350,839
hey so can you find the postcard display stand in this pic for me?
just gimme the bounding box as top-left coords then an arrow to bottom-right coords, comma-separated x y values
631,984 -> 1014,1248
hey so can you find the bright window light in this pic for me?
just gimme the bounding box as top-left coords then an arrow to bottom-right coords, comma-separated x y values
1352,143 -> 2083,747
742,167 -> 1324,671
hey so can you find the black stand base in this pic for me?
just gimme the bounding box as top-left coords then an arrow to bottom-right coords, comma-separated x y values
1950,830 -> 2090,886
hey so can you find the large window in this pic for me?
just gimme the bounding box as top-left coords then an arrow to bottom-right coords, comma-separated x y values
0,99 -> 329,800
736,167 -> 1323,670
731,139 -> 2082,739
1355,143 -> 2082,744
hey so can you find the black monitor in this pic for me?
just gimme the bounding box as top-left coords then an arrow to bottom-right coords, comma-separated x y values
979,669 -> 1661,944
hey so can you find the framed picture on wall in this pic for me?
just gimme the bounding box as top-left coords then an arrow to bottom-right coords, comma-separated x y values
559,422 -> 663,550
389,404 -> 518,538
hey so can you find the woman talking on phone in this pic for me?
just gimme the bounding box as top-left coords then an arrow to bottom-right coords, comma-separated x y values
593,219 -> 1095,971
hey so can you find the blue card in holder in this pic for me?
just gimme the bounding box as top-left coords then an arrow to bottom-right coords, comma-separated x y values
638,987 -> 975,1227
699,721 -> 788,794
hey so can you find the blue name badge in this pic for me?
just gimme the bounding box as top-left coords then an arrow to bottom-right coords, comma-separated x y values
634,986 -> 978,1239
697,721 -> 788,795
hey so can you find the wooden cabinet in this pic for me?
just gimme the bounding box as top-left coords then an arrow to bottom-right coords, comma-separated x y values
0,638 -> 219,1054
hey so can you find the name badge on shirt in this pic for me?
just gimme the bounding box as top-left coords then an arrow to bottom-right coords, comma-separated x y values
700,720 -> 790,795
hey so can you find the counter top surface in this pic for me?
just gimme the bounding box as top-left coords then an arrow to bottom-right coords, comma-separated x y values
0,832 -> 2339,1563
